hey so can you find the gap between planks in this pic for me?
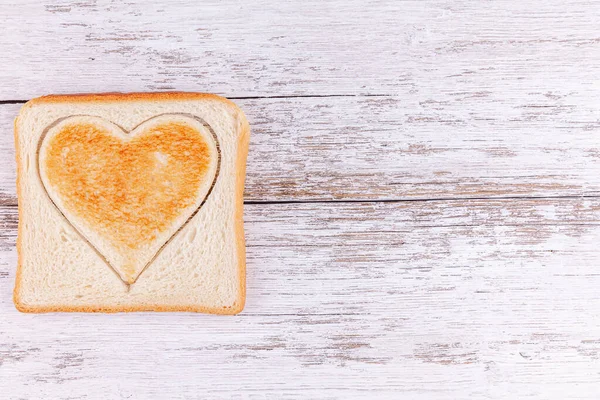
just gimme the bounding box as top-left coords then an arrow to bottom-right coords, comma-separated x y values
0,93 -> 393,105
245,194 -> 600,205
4,194 -> 600,208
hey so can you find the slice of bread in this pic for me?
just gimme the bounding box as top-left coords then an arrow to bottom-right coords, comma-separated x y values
13,93 -> 250,314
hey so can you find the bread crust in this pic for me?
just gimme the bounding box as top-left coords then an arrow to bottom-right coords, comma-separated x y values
13,92 -> 250,314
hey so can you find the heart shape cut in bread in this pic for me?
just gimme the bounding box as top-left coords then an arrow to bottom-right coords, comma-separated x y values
38,114 -> 220,284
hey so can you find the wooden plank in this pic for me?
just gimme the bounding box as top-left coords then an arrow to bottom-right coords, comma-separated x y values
4,91 -> 600,204
4,198 -> 600,315
2,1 -> 600,98
2,199 -> 600,397
1,313 -> 599,399
1,0 -> 408,98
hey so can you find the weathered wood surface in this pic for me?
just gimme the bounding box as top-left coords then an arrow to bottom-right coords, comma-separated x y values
2,199 -> 600,398
3,0 -> 600,398
4,91 -> 600,204
2,0 -> 600,100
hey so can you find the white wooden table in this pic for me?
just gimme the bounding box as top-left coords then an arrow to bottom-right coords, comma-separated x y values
2,1 -> 600,398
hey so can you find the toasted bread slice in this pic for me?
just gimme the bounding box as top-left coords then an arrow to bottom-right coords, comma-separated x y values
14,93 -> 250,314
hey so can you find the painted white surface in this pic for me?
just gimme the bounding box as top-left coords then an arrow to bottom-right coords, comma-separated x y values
4,91 -> 600,204
2,1 -> 600,399
3,200 -> 600,399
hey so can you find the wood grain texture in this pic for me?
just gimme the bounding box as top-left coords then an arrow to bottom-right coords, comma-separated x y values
2,0 -> 405,98
2,0 -> 600,99
3,199 -> 600,398
4,88 -> 600,204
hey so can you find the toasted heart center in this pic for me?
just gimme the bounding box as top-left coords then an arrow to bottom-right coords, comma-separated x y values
43,121 -> 213,250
